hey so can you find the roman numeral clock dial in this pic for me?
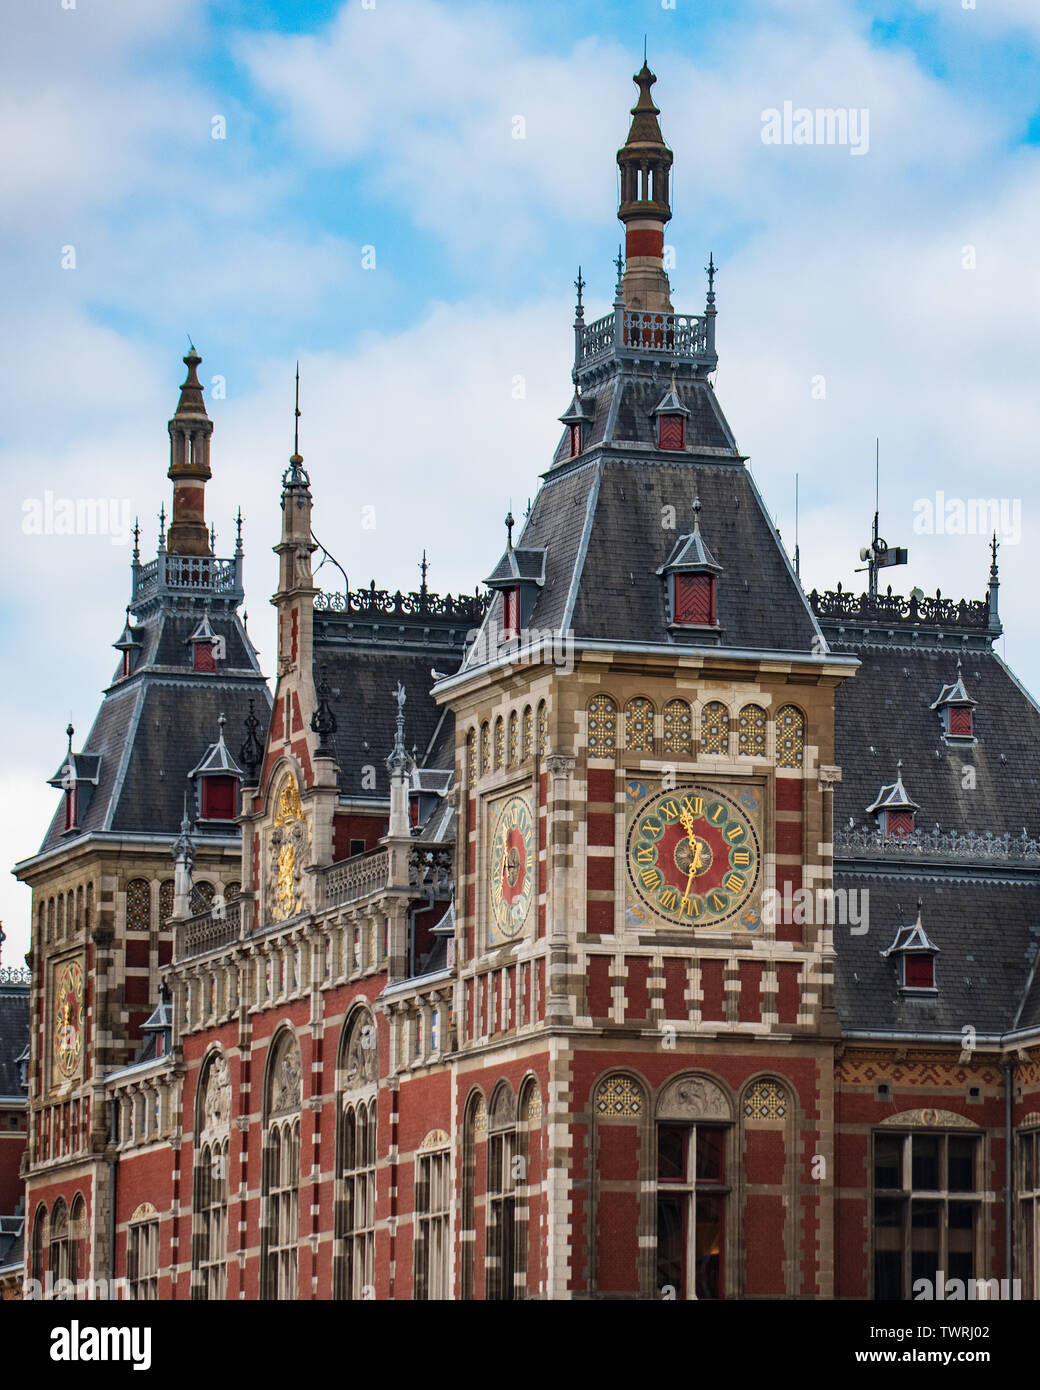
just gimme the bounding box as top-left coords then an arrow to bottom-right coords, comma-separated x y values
626,785 -> 761,928
488,794 -> 535,946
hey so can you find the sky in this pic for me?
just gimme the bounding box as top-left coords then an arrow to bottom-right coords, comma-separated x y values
3,0 -> 1040,961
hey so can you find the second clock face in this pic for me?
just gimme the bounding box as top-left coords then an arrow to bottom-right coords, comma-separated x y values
488,794 -> 535,945
625,784 -> 761,928
54,958 -> 84,1081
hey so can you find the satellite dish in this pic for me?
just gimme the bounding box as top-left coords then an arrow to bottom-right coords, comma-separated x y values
859,547 -> 871,561
910,587 -> 924,601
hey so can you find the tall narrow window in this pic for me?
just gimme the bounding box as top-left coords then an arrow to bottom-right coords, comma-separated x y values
335,1009 -> 378,1300
193,1051 -> 231,1300
656,1123 -> 728,1300
700,702 -> 730,755
262,1030 -> 301,1300
48,1198 -> 77,1288
461,1093 -> 486,1300
487,1086 -> 519,1301
663,700 -> 693,755
503,587 -> 520,640
587,695 -> 617,759
872,1130 -> 980,1300
738,704 -> 767,758
775,706 -> 805,768
127,1207 -> 159,1300
625,697 -> 655,752
1018,1130 -> 1040,1301
415,1136 -> 451,1300
659,414 -> 685,450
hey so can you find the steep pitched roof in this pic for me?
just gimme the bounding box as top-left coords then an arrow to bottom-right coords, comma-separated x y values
0,981 -> 29,1099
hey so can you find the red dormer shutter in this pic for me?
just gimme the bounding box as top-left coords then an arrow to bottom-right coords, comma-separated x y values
886,810 -> 915,837
659,415 -> 685,451
503,587 -> 520,639
948,707 -> 973,737
569,423 -> 582,458
64,786 -> 78,831
904,954 -> 934,989
674,573 -> 715,625
193,641 -> 216,673
200,775 -> 238,820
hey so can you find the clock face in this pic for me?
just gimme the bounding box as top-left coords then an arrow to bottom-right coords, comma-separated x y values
54,959 -> 84,1080
488,794 -> 535,945
625,783 -> 762,929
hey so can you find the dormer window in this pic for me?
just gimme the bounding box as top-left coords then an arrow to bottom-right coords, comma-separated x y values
47,725 -> 101,835
652,377 -> 690,453
558,392 -> 591,461
63,784 -> 78,831
930,663 -> 976,743
658,498 -> 722,632
866,763 -> 918,838
113,608 -> 141,681
188,611 -> 221,674
189,714 -> 244,823
484,516 -> 546,644
881,903 -> 939,994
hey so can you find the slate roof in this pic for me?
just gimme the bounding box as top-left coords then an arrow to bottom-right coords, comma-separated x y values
549,373 -> 736,467
475,457 -> 821,654
828,642 -> 1040,838
0,982 -> 29,1099
33,568 -> 270,857
834,870 -> 1040,1035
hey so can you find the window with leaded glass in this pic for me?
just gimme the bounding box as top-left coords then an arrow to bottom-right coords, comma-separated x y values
194,1138 -> 228,1300
508,711 -> 519,766
587,695 -> 617,759
1018,1129 -> 1040,1300
663,700 -> 693,755
625,697 -> 655,751
480,723 -> 491,776
537,702 -> 549,757
700,702 -> 729,754
494,718 -> 505,769
487,1118 -> 518,1300
737,704 -> 767,758
266,1120 -> 299,1299
190,880 -> 214,917
872,1131 -> 981,1300
522,707 -> 533,760
339,1100 -> 376,1299
776,705 -> 805,768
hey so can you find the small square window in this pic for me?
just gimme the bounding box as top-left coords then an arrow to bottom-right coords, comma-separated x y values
904,954 -> 934,989
674,573 -> 715,626
658,415 -> 685,451
947,707 -> 973,738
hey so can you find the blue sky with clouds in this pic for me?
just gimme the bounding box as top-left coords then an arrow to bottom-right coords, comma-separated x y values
3,0 -> 1040,957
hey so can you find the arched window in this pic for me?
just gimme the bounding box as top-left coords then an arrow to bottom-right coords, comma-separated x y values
775,706 -> 805,768
625,697 -> 655,752
193,1050 -> 231,1300
127,1201 -> 159,1300
466,728 -> 476,785
461,1092 -> 487,1300
126,879 -> 150,933
663,700 -> 693,755
262,1030 -> 301,1299
335,1008 -> 378,1300
738,704 -> 767,758
494,717 -> 505,770
700,701 -> 730,755
48,1198 -> 74,1288
414,1130 -> 451,1300
190,880 -> 214,917
587,695 -> 617,759
508,711 -> 519,766
480,723 -> 491,776
537,702 -> 549,758
158,880 -> 174,929
31,1204 -> 48,1283
487,1084 -> 519,1300
655,1074 -> 733,1301
522,707 -> 533,760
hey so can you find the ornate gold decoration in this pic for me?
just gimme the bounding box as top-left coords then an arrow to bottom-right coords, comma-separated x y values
275,774 -> 303,826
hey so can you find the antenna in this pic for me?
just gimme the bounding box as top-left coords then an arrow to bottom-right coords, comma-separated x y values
855,437 -> 908,598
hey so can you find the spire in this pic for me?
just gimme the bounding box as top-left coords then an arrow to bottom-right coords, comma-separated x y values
310,667 -> 338,759
387,683 -> 413,839
239,698 -> 265,785
988,531 -> 1001,633
166,346 -> 214,557
617,62 -> 673,312
282,362 -> 310,496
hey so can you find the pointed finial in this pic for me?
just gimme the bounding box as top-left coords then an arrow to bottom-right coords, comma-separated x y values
692,496 -> 702,534
706,253 -> 717,301
614,244 -> 625,287
505,510 -> 515,549
419,550 -> 429,592
158,503 -> 166,548
990,531 -> 999,575
217,712 -> 226,732
187,335 -> 196,355
574,265 -> 585,315
235,507 -> 243,552
210,521 -> 216,551
132,517 -> 140,563
643,33 -> 647,64
65,723 -> 74,752
897,758 -> 903,772
293,360 -> 301,459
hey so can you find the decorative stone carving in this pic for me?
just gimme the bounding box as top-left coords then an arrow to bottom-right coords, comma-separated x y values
418,1129 -> 450,1151
879,1108 -> 981,1130
269,1033 -> 302,1115
201,1052 -> 231,1133
658,1073 -> 731,1122
490,1085 -> 516,1130
342,1012 -> 378,1089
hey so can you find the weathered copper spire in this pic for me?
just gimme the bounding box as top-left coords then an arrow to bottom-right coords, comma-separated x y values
166,346 -> 213,557
617,62 -> 674,312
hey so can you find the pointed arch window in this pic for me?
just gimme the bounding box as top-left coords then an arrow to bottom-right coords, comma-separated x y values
415,1132 -> 451,1300
335,1008 -> 378,1300
127,1203 -> 159,1300
262,1031 -> 301,1300
193,1051 -> 230,1300
487,1085 -> 520,1301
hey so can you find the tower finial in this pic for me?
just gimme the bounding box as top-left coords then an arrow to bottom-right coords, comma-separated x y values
293,360 -> 301,459
574,265 -> 585,317
132,516 -> 140,563
235,507 -> 243,552
158,503 -> 166,549
505,510 -> 515,550
419,549 -> 429,594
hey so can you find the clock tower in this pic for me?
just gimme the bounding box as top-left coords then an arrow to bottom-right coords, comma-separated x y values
435,63 -> 857,1299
